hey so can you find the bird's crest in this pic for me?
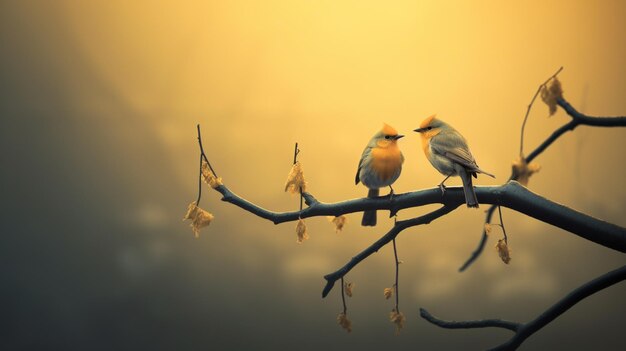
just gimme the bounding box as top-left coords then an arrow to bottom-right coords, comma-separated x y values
382,123 -> 398,136
420,114 -> 437,129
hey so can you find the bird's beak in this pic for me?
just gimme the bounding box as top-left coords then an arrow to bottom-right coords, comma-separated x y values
394,135 -> 404,140
413,128 -> 424,133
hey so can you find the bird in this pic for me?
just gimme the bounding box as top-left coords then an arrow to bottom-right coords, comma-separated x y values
355,123 -> 405,226
414,115 -> 494,208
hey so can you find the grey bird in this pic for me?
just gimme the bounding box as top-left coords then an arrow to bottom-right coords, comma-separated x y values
414,115 -> 494,208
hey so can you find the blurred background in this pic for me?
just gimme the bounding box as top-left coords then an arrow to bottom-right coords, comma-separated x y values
1,1 -> 625,350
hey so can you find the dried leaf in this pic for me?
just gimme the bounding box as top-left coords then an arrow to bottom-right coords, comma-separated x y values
512,156 -> 541,186
182,202 -> 197,221
201,160 -> 223,188
344,282 -> 354,297
484,223 -> 492,234
327,215 -> 347,234
540,77 -> 563,116
389,309 -> 406,335
295,218 -> 309,243
337,312 -> 352,333
284,161 -> 307,194
182,201 -> 214,238
495,239 -> 512,264
384,287 -> 394,300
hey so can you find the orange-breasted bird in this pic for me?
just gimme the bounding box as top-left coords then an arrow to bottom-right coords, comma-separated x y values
414,115 -> 494,208
355,124 -> 405,226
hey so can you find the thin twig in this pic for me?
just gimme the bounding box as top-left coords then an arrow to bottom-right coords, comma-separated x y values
293,142 -> 304,213
498,205 -> 508,244
293,142 -> 299,164
459,205 -> 497,272
340,277 -> 347,314
196,154 -> 203,205
196,124 -> 217,176
392,238 -> 400,313
519,66 -> 563,156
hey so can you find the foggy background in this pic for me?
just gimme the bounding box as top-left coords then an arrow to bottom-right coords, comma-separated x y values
1,1 -> 625,350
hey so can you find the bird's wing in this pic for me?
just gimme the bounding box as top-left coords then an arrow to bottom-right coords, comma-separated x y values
431,133 -> 495,178
355,147 -> 369,185
430,132 -> 479,171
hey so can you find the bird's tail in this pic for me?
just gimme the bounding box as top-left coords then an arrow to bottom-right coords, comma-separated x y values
362,188 -> 379,226
460,170 -> 479,208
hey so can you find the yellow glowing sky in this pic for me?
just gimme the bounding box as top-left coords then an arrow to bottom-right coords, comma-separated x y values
59,0 -> 626,196
3,1 -> 626,349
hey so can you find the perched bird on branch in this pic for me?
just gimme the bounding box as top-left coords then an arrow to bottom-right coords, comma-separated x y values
414,115 -> 494,208
355,124 -> 405,226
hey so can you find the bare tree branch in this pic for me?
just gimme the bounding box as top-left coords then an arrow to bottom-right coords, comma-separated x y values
419,308 -> 521,332
210,182 -> 626,253
207,177 -> 626,297
321,204 -> 459,297
421,264 -> 626,350
557,98 -> 626,127
460,97 -> 626,271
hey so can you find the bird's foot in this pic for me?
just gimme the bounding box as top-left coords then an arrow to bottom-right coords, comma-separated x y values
438,183 -> 447,195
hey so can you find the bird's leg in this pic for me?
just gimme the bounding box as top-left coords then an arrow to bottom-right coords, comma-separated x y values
388,185 -> 395,202
438,175 -> 451,195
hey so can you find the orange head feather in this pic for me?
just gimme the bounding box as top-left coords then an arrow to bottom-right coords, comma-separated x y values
382,123 -> 399,136
419,114 -> 437,129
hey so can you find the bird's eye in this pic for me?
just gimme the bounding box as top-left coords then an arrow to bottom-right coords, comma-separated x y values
427,126 -> 433,130
384,135 -> 390,139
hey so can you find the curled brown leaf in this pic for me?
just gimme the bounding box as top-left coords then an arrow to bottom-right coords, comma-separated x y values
389,308 -> 406,335
182,201 -> 214,238
495,239 -> 512,264
540,77 -> 563,116
285,161 -> 307,194
201,161 -> 223,188
295,218 -> 309,243
344,282 -> 354,297
327,215 -> 347,234
383,287 -> 394,300
512,156 -> 541,186
337,312 -> 352,333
